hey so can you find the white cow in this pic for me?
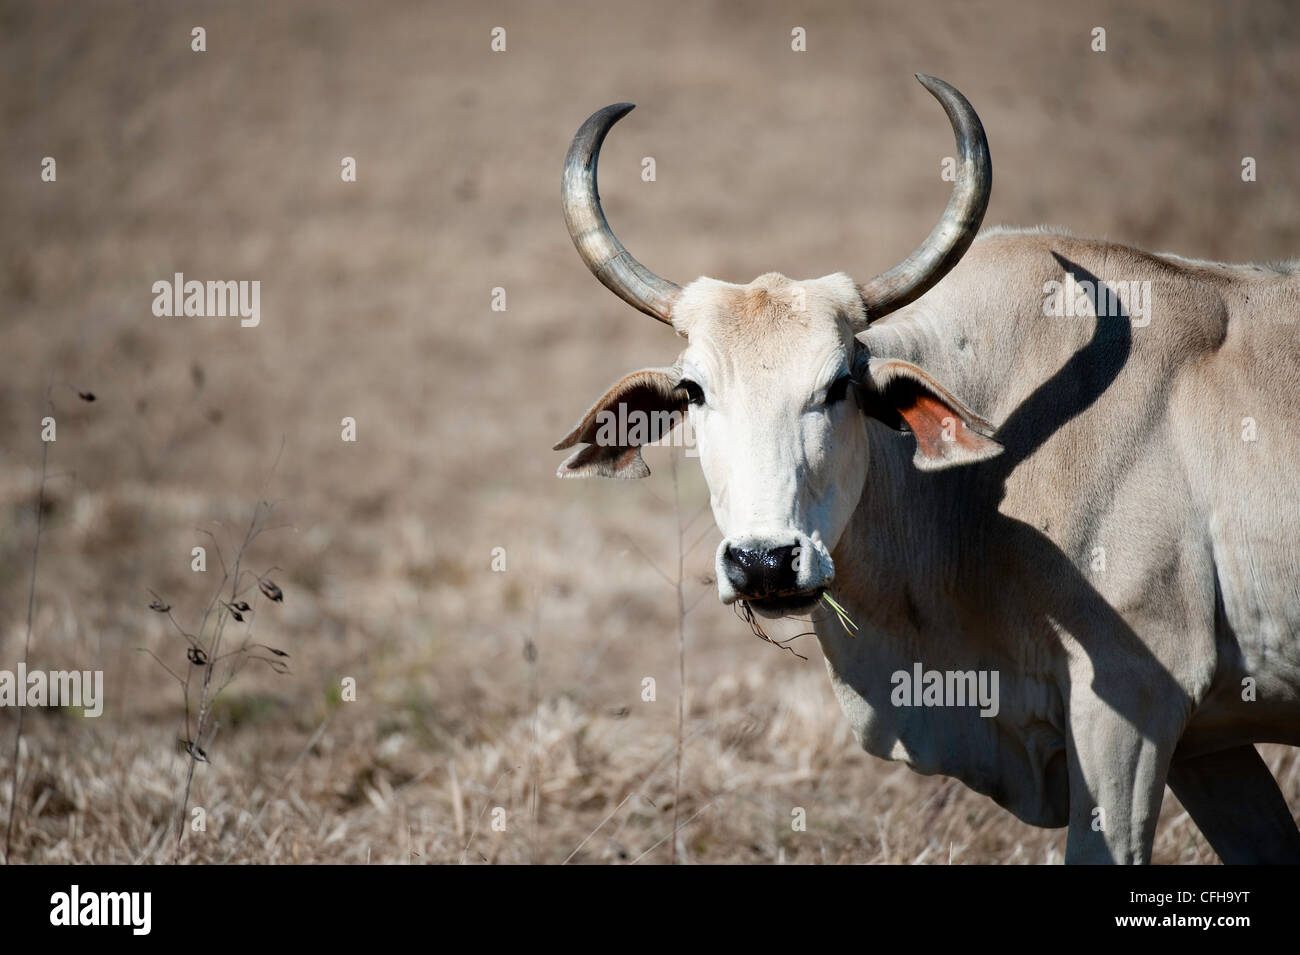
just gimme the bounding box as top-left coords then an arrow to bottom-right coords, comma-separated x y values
555,75 -> 1300,863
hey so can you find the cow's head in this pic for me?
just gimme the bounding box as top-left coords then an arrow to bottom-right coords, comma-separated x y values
555,75 -> 1002,617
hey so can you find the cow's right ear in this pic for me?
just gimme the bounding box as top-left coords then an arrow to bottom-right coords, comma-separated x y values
855,357 -> 1003,471
553,367 -> 688,479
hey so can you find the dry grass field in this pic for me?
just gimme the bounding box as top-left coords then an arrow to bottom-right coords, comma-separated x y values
1,0 -> 1298,864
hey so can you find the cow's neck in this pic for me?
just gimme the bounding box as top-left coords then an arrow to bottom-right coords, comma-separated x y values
817,427 -> 1026,797
818,310 -> 1023,787
828,422 -> 993,643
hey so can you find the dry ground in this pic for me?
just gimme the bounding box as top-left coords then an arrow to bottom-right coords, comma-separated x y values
1,0 -> 1298,863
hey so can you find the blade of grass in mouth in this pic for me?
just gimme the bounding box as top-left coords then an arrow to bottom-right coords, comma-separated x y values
822,592 -> 859,637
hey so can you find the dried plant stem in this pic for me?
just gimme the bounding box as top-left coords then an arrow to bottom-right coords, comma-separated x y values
620,450 -> 706,864
4,413 -> 51,865
670,454 -> 686,865
170,499 -> 280,860
524,594 -> 542,865
734,601 -> 810,661
460,767 -> 517,864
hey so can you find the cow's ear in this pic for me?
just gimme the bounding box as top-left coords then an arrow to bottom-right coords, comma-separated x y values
553,367 -> 688,478
857,357 -> 1003,471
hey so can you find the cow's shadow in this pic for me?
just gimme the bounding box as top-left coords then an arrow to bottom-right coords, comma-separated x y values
868,255 -> 1189,833
972,255 -> 1186,720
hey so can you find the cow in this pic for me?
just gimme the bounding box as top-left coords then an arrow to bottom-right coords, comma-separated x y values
553,74 -> 1300,863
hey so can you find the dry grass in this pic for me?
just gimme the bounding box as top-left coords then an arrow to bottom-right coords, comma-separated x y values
1,0 -> 1298,863
5,442 -> 1294,864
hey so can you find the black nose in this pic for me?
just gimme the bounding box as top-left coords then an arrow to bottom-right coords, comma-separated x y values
723,544 -> 800,597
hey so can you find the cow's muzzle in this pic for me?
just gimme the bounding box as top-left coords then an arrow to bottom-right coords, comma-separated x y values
715,533 -> 833,616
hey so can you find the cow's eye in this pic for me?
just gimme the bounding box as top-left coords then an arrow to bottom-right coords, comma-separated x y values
677,378 -> 705,406
826,375 -> 854,405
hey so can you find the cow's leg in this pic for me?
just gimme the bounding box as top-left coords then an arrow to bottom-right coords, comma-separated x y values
1167,745 -> 1300,864
1064,692 -> 1176,864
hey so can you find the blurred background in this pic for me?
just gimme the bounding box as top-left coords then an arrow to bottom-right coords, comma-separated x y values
1,0 -> 1297,863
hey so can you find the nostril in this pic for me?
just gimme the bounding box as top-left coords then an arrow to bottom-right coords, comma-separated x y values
768,545 -> 798,575
725,546 -> 760,572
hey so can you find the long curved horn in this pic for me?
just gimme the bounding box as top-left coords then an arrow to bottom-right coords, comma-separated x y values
562,104 -> 680,325
858,74 -> 992,323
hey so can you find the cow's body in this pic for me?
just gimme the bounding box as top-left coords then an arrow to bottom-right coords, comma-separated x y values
824,228 -> 1300,861
555,77 -> 1300,862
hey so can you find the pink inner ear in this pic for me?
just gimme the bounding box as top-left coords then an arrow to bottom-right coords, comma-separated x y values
897,392 -> 984,459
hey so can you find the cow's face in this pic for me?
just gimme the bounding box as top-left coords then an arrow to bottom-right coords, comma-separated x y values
675,274 -> 869,615
556,75 -> 998,616
555,272 -> 1003,617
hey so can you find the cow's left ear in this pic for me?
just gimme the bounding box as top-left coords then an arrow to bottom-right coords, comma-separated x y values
553,367 -> 688,479
856,357 -> 1003,471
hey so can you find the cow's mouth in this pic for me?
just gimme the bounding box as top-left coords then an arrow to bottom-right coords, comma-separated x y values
746,589 -> 824,618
